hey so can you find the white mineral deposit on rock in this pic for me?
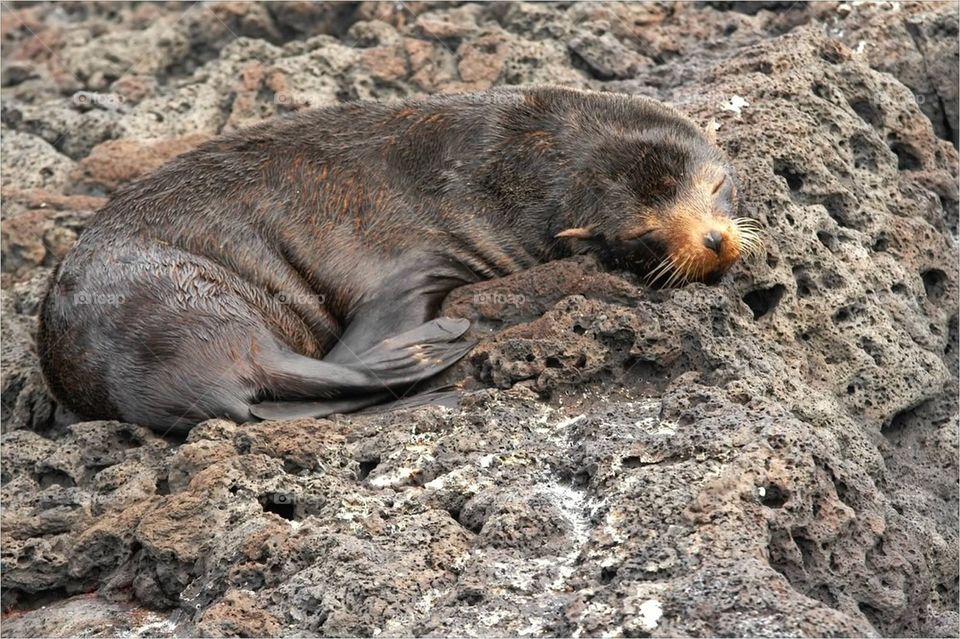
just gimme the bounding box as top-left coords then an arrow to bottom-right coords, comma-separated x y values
637,599 -> 664,632
721,95 -> 749,118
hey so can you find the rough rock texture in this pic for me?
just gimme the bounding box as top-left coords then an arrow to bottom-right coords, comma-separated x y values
1,2 -> 957,637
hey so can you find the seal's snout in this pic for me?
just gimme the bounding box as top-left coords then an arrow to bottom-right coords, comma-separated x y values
703,230 -> 723,254
631,166 -> 762,288
669,215 -> 741,283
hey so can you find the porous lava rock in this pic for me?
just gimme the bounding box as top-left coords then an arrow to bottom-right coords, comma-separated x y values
1,2 -> 957,637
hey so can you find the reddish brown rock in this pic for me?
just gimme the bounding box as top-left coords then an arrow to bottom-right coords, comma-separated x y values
196,589 -> 281,637
1,189 -> 106,213
1,190 -> 101,280
456,34 -> 508,86
360,45 -> 409,82
110,74 -> 158,104
414,6 -> 481,40
74,134 -> 210,194
405,38 -> 456,92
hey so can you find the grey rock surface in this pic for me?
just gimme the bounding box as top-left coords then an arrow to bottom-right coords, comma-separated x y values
1,1 -> 957,637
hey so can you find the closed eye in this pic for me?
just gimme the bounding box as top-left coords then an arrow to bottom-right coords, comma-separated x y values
711,176 -> 727,195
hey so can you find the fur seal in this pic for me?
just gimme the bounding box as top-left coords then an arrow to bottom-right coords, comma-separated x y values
38,85 -> 760,432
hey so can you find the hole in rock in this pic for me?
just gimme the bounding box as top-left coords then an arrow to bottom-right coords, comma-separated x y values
936,579 -> 960,609
760,484 -> 790,508
817,231 -> 838,251
832,304 -> 861,324
235,436 -> 252,454
819,42 -> 846,64
882,403 -> 917,439
940,193 -> 959,235
889,141 -> 922,170
822,271 -> 845,289
621,456 -> 648,469
571,469 -> 592,487
87,464 -> 110,477
946,315 -> 958,376
357,457 -> 380,480
794,535 -> 818,569
811,585 -> 838,608
456,509 -> 484,535
457,589 -> 484,606
753,60 -> 774,74
811,82 -> 830,100
851,133 -> 878,170
742,284 -> 786,320
822,194 -> 852,227
848,98 -> 882,128
623,357 -> 664,385
259,493 -> 297,520
38,469 -> 75,489
858,337 -> 882,364
793,267 -> 816,298
774,161 -> 804,191
12,587 -> 70,612
921,268 -> 947,300
872,233 -> 890,252
283,459 -> 306,475
858,602 -> 884,628
829,471 -> 851,504
845,375 -> 866,395
116,428 -> 142,449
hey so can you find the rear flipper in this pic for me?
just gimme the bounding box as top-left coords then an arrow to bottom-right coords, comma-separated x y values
252,317 -> 474,420
357,388 -> 462,415
250,392 -> 391,421
250,388 -> 462,421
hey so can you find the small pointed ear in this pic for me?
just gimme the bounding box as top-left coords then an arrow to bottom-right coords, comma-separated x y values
555,226 -> 595,240
704,119 -> 720,145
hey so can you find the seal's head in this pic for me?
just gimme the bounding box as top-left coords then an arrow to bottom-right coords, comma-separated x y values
557,114 -> 761,287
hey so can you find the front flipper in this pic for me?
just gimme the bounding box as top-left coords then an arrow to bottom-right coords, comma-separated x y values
324,258 -> 477,365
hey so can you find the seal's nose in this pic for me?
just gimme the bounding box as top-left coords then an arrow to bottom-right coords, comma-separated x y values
703,230 -> 724,254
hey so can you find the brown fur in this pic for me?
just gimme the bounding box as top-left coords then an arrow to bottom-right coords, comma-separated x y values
38,85 -> 748,431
